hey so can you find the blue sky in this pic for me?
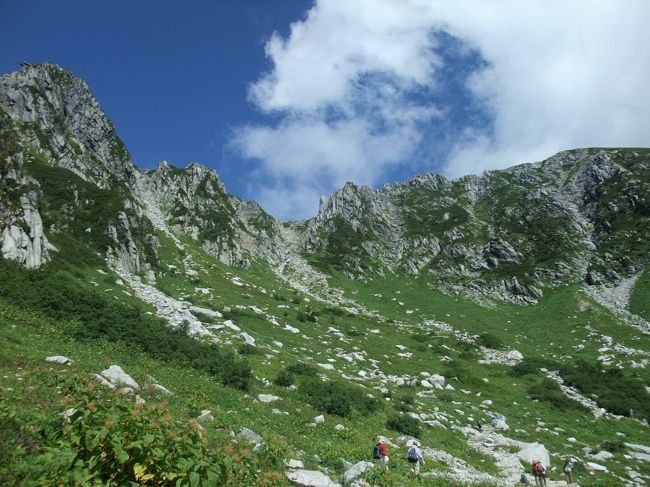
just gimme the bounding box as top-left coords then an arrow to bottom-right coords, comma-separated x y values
2,1 -> 649,219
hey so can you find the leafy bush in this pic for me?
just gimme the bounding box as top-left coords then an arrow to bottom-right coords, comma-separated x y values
298,378 -> 381,419
477,332 -> 505,350
346,329 -> 365,337
393,391 -> 416,412
284,363 -> 319,378
510,357 -> 558,377
6,383 -> 284,486
560,361 -> 650,420
410,333 -> 432,343
443,360 -> 482,387
296,310 -> 317,322
528,379 -> 585,411
385,414 -> 421,438
273,369 -> 295,387
238,344 -> 259,355
600,440 -> 625,453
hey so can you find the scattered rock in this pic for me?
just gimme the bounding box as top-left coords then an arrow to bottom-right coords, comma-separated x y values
258,394 -> 281,403
238,427 -> 264,448
238,332 -> 256,346
45,355 -> 73,365
286,459 -> 304,470
517,442 -> 550,468
591,450 -> 614,461
343,461 -> 374,484
285,469 -> 340,487
197,410 -> 214,422
99,365 -> 139,390
585,461 -> 608,472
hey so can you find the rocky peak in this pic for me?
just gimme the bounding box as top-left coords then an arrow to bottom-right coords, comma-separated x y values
0,62 -> 134,187
302,148 -> 650,303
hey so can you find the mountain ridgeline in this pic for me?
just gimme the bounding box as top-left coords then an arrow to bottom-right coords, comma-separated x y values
1,63 -> 649,306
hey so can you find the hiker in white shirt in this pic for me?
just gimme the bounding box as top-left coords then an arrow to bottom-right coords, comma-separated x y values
407,441 -> 425,475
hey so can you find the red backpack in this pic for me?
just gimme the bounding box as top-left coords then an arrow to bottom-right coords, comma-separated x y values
534,461 -> 545,475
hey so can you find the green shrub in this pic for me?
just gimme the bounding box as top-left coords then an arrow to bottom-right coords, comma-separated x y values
559,360 -> 650,420
393,391 -> 416,412
443,360 -> 482,387
528,379 -> 585,411
8,383 -> 284,486
285,363 -> 319,378
477,333 -> 505,350
298,378 -> 381,419
410,333 -> 432,343
600,440 -> 625,453
510,357 -> 558,377
346,329 -> 365,337
238,343 -> 259,355
296,310 -> 316,322
385,414 -> 421,438
273,369 -> 295,387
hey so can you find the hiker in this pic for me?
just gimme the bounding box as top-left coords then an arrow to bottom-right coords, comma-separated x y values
407,441 -> 425,475
563,458 -> 574,485
374,440 -> 389,468
531,459 -> 547,487
476,420 -> 483,432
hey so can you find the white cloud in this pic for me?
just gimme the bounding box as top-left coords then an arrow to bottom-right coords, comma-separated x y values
234,0 -> 650,219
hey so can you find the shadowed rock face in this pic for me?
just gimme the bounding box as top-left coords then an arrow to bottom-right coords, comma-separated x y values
1,63 -> 649,305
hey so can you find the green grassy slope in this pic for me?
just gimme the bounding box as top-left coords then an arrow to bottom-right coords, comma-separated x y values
2,224 -> 649,486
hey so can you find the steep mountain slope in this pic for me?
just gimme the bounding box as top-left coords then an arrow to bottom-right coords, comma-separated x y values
0,63 -> 285,277
1,63 -> 650,487
305,149 -> 650,306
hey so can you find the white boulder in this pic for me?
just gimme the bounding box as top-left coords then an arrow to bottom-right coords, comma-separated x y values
517,442 -> 550,468
239,332 -> 256,346
45,355 -> 73,365
591,450 -> 613,461
585,461 -> 608,472
223,320 -> 241,332
286,459 -> 304,469
258,394 -> 281,403
427,374 -> 446,388
197,410 -> 214,422
286,470 -> 340,487
100,365 -> 139,390
343,461 -> 375,484
190,306 -> 222,318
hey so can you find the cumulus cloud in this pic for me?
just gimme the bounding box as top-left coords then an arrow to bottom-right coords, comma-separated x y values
233,0 -> 650,219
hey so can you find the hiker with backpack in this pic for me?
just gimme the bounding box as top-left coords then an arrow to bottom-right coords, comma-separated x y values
373,440 -> 389,468
531,460 -> 547,486
563,458 -> 574,485
407,441 -> 425,475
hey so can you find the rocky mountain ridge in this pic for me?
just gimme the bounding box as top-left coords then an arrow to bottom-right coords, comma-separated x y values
1,63 -> 649,309
0,63 -> 285,277
305,148 -> 649,304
